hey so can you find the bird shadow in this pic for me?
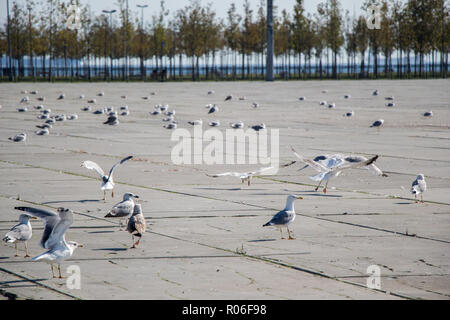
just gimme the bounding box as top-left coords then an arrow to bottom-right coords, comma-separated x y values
396,202 -> 414,205
92,248 -> 128,252
194,187 -> 251,191
247,239 -> 277,243
88,231 -> 115,234
42,199 -> 101,205
0,257 -> 9,260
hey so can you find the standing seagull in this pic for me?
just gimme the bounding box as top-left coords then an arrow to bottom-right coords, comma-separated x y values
105,193 -> 140,229
225,95 -> 233,101
206,166 -> 274,186
14,207 -> 82,278
290,147 -> 380,193
127,204 -> 146,248
9,133 -> 27,142
3,214 -> 34,257
104,113 -> 119,126
81,156 -> 133,200
370,119 -> 384,129
411,174 -> 427,203
263,195 -> 303,240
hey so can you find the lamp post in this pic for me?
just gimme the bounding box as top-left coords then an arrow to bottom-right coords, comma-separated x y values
137,4 -> 148,80
102,9 -> 116,80
6,0 -> 13,81
266,0 -> 274,81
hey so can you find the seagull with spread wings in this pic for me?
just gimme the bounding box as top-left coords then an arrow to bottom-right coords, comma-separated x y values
81,156 -> 133,200
290,147 -> 380,193
206,166 -> 274,186
14,207 -> 82,278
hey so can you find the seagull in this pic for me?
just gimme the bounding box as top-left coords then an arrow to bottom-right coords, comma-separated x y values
93,108 -> 105,115
55,114 -> 66,122
251,123 -> 266,132
328,102 -> 336,109
120,110 -> 130,116
57,93 -> 65,100
252,102 -> 259,108
79,95 -> 85,99
370,119 -> 384,129
81,106 -> 91,112
17,107 -> 28,112
263,195 -> 303,240
97,92 -> 105,97
299,96 -> 306,101
230,121 -> 244,129
37,124 -> 52,129
87,99 -> 97,104
105,193 -> 140,229
344,94 -> 351,99
319,101 -> 327,106
121,95 -> 127,99
208,104 -> 219,114
225,95 -> 233,101
160,105 -> 168,112
164,123 -> 177,129
151,110 -> 161,116
188,119 -> 203,126
35,128 -> 50,136
385,96 -> 394,101
30,90 -> 38,95
206,166 -> 274,186
14,207 -> 82,278
239,96 -> 246,100
386,102 -> 395,107
3,214 -> 34,257
104,114 -> 119,126
81,156 -> 133,200
42,109 -> 51,115
120,105 -> 129,111
209,120 -> 220,127
20,96 -> 30,104
9,133 -> 26,142
46,118 -> 55,124
344,111 -> 354,117
290,147 -> 381,193
208,90 -> 215,95
411,174 -> 426,203
127,204 -> 146,248
34,105 -> 44,110
37,114 -> 49,120
423,111 -> 433,117
37,96 -> 45,101
165,110 -> 175,117
67,114 -> 78,120
373,89 -> 379,96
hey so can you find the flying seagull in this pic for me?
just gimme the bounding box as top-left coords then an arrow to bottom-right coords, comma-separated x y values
127,204 -> 146,248
81,156 -> 133,200
290,147 -> 381,193
3,214 -> 34,257
14,207 -> 82,278
206,166 -> 274,186
263,195 -> 303,240
411,174 -> 426,203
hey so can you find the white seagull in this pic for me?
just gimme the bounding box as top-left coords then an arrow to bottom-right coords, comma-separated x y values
411,174 -> 427,203
290,147 -> 381,193
263,195 -> 303,240
81,156 -> 133,200
14,207 -> 82,278
3,214 -> 34,257
206,166 -> 274,186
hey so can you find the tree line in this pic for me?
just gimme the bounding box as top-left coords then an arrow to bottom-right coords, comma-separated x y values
0,0 -> 448,81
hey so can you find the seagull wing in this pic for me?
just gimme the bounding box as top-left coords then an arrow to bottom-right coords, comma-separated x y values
14,207 -> 59,249
206,172 -> 242,178
106,156 -> 133,182
82,161 -> 105,178
331,155 -> 379,173
291,147 -> 329,173
264,209 -> 294,226
45,209 -> 74,249
250,166 -> 275,176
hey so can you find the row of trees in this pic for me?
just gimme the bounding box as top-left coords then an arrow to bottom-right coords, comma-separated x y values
0,0 -> 448,81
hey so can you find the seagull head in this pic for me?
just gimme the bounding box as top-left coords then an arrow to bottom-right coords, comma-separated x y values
417,174 -> 425,180
67,241 -> 83,249
123,192 -> 139,200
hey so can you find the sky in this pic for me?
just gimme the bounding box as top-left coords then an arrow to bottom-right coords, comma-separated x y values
1,0 -> 368,24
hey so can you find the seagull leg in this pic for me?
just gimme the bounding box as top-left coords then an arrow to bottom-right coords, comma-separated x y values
51,264 -> 56,278
323,181 -> 329,194
414,194 -> 418,203
103,190 -> 106,201
24,242 -> 30,258
112,190 -> 114,198
135,236 -> 141,247
14,243 -> 19,257
421,194 -> 424,203
279,228 -> 285,240
58,264 -> 63,278
131,235 -> 136,248
287,228 -> 295,240
315,180 -> 323,192
248,178 -> 251,186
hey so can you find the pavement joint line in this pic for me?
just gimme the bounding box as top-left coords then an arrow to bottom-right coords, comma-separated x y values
0,266 -> 82,300
1,159 -> 450,244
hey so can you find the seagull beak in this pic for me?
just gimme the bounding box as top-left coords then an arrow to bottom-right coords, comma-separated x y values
78,244 -> 84,248
297,196 -> 303,200
134,195 -> 139,199
31,216 -> 38,220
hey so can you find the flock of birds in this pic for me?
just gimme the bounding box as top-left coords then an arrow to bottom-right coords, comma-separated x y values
2,86 -> 430,279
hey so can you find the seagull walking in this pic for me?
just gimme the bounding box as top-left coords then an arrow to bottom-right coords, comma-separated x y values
105,193 -> 140,229
127,204 -> 146,248
263,195 -> 303,240
81,156 -> 133,200
3,214 -> 34,257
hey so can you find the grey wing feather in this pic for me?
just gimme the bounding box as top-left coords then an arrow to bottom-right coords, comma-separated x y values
109,201 -> 134,217
107,156 -> 133,181
5,224 -> 31,242
45,209 -> 74,249
268,210 -> 293,226
15,207 -> 58,248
